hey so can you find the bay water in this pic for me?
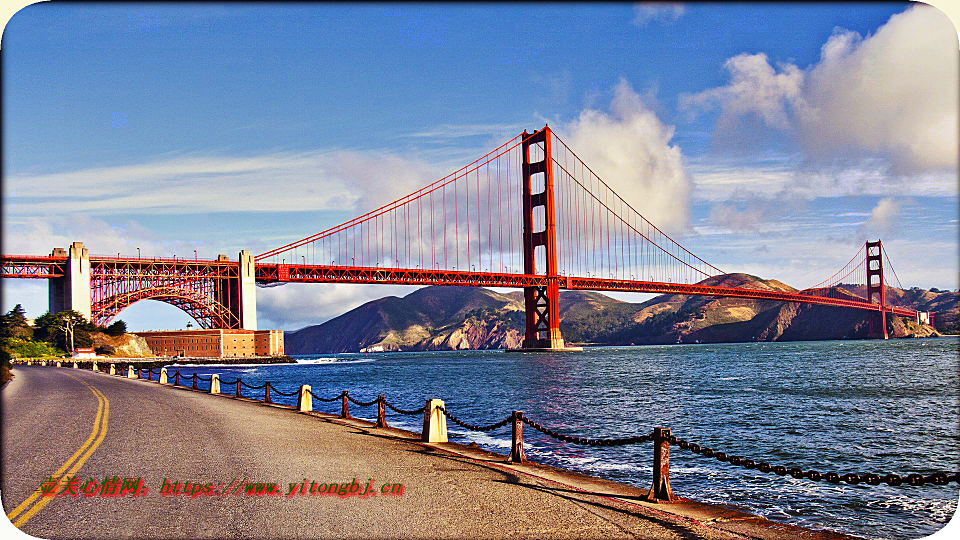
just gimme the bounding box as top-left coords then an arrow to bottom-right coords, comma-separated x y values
169,337 -> 959,539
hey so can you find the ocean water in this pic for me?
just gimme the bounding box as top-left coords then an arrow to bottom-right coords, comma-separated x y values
168,337 -> 960,540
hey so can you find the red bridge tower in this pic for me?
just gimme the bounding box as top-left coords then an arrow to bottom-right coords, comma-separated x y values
520,127 -> 577,350
865,240 -> 888,339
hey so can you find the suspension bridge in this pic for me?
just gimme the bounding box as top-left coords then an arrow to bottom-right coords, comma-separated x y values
0,126 -> 927,347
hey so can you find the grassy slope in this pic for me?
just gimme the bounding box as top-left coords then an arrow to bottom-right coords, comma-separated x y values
285,280 -> 955,353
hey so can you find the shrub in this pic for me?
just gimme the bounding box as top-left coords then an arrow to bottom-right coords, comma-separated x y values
8,338 -> 65,358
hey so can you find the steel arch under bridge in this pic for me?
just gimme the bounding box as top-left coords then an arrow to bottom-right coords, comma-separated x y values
88,255 -> 254,329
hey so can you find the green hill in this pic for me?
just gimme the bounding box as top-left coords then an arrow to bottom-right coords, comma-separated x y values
285,279 -> 954,354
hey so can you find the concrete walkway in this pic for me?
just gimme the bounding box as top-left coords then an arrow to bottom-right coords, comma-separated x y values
2,366 -> 858,539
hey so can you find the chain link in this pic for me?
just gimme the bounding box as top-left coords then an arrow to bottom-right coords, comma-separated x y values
383,400 -> 425,415
270,386 -> 300,397
521,415 -> 653,446
437,406 -> 512,432
308,390 -> 342,402
346,394 -> 380,407
670,435 -> 960,487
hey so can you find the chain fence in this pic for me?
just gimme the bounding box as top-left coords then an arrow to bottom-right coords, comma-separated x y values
438,406 -> 512,432
383,400 -> 425,415
668,434 -> 959,487
270,386 -> 300,397
47,361 -> 960,491
346,394 -> 380,407
308,390 -> 342,402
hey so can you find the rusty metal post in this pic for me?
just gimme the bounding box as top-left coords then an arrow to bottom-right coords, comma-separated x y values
264,381 -> 272,403
646,427 -> 676,502
174,372 -> 179,386
236,379 -> 242,398
376,395 -> 388,428
508,411 -> 527,463
340,391 -> 350,418
191,374 -> 197,389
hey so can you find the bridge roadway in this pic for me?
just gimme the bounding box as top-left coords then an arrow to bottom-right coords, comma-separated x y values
0,255 -> 918,318
2,366 -> 859,540
256,263 -> 917,317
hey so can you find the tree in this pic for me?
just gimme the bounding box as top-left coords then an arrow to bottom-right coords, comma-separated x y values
7,304 -> 27,326
53,310 -> 88,354
0,304 -> 32,339
105,320 -> 127,337
32,312 -> 57,342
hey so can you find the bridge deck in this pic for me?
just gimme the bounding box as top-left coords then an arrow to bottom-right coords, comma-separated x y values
0,256 -> 920,319
253,263 -> 917,317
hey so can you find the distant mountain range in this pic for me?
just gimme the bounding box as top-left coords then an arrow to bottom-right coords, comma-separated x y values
284,276 -> 957,354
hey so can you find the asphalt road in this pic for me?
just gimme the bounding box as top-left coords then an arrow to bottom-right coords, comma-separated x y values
1,365 -> 856,539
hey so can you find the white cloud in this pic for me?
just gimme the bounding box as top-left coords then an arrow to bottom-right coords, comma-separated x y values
680,53 -> 803,131
0,214 -> 252,260
4,148 -> 443,218
557,79 -> 693,233
861,196 -> 911,236
689,159 -> 958,203
796,7 -> 959,172
632,3 -> 686,27
688,160 -> 796,202
680,5 -> 959,174
3,215 -> 161,257
708,200 -> 775,232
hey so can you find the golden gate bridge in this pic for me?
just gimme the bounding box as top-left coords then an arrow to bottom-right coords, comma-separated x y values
0,126 -> 926,347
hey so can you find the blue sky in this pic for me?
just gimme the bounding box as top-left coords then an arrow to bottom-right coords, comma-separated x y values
2,2 -> 958,332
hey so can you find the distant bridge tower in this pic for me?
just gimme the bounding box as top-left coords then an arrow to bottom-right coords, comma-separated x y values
213,250 -> 258,330
520,126 -> 569,350
48,241 -> 92,322
865,240 -> 887,339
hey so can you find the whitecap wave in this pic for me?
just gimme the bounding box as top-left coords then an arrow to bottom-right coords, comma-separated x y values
295,357 -> 340,364
293,357 -> 376,365
448,429 -> 511,449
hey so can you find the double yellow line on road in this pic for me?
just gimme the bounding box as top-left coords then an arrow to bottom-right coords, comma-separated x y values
6,374 -> 110,528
